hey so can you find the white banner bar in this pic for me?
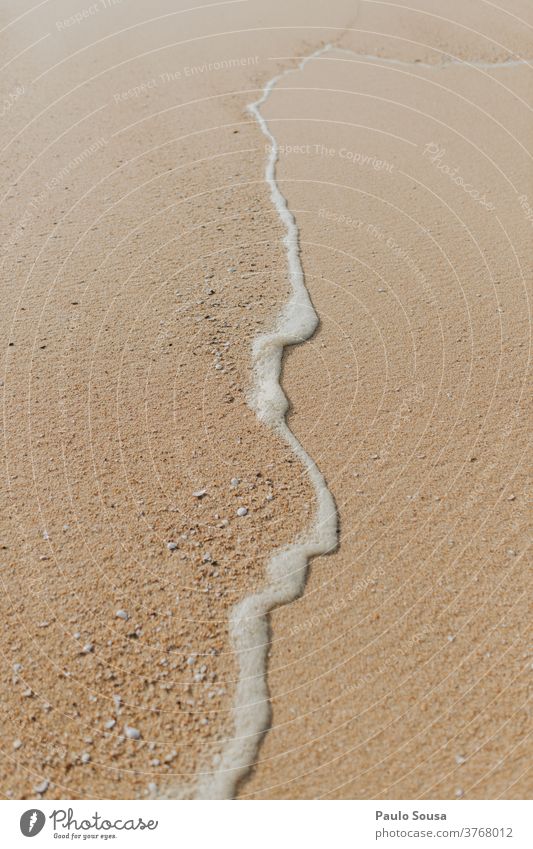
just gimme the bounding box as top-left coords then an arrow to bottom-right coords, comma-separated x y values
2,799 -> 532,848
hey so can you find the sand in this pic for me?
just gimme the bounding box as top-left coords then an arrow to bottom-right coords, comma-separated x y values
0,0 -> 531,800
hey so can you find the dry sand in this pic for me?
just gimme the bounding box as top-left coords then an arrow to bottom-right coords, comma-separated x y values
0,0 -> 531,800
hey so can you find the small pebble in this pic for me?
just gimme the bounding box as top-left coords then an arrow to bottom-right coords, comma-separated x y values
13,739 -> 23,750
82,643 -> 94,654
202,552 -> 212,563
455,754 -> 466,765
104,719 -> 116,730
124,726 -> 141,740
81,752 -> 91,764
115,610 -> 129,620
192,489 -> 207,498
167,541 -> 178,551
34,779 -> 49,794
148,782 -> 157,794
230,477 -> 240,486
236,506 -> 248,517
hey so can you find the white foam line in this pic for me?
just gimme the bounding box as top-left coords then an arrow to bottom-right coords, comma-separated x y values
191,39 -> 529,801
195,45 -> 338,800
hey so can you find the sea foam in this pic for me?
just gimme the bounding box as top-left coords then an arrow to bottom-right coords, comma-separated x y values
195,45 -> 338,800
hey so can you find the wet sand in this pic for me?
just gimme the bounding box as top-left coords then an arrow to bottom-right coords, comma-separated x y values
240,5 -> 532,799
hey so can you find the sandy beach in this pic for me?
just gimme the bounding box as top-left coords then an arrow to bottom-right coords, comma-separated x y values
0,0 -> 531,800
